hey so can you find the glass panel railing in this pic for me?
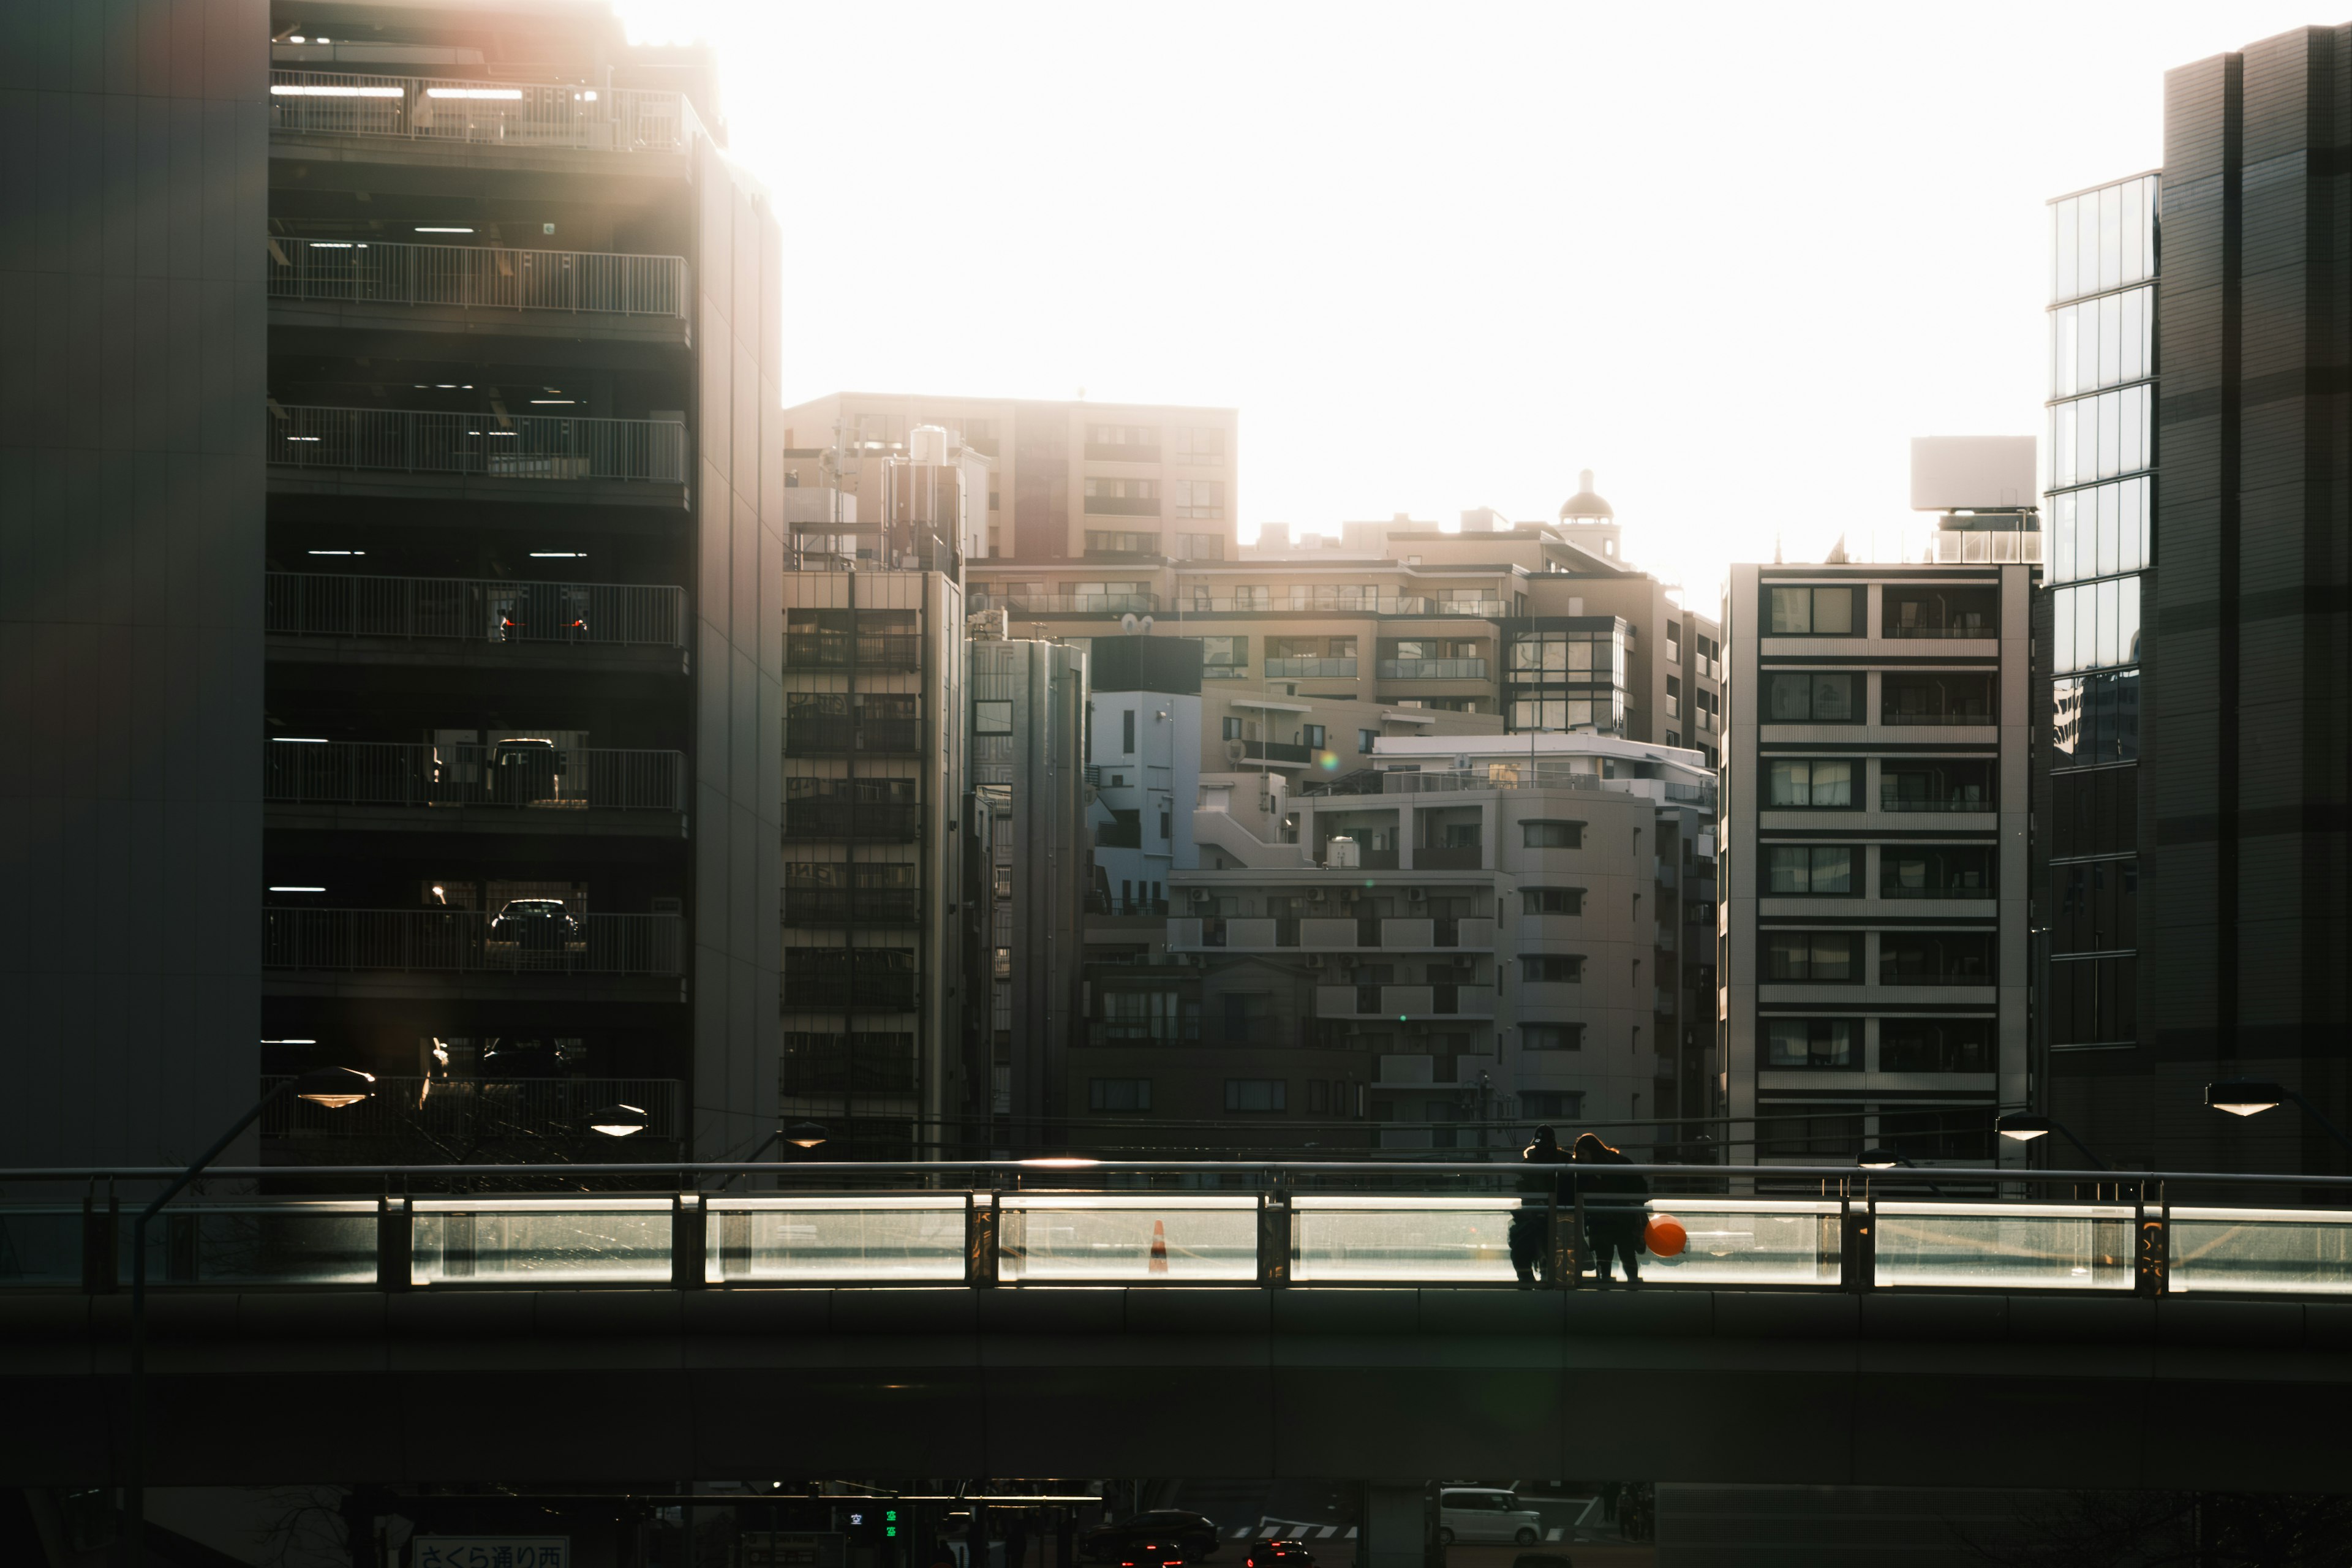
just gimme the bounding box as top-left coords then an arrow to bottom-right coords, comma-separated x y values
1635,1199 -> 1843,1286
130,1202 -> 380,1286
2168,1207 -> 2352,1295
412,1198 -> 670,1286
706,1196 -> 967,1283
1873,1202 -> 2135,1291
0,1207 -> 91,1285
1292,1196 -> 1517,1283
1001,1195 -> 1257,1283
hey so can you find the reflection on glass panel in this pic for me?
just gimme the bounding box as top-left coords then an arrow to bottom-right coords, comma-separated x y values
1631,1200 -> 1842,1286
1291,1196 -> 1516,1283
2051,671 -> 2141,766
2098,184 -> 2122,293
413,1200 -> 673,1285
2047,388 -> 2155,489
2169,1208 -> 2352,1295
1001,1196 -> 1257,1282
1875,1203 -> 2135,1291
2096,578 -> 2119,668
708,1196 -> 968,1282
2047,477 -> 2150,586
2053,196 -> 2076,303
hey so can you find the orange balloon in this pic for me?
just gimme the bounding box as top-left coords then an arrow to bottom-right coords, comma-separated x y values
1645,1215 -> 1688,1257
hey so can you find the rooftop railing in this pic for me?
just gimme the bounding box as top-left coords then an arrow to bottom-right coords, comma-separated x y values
1176,597 -> 1512,617
266,573 -> 687,649
269,70 -> 698,153
973,594 -> 1157,616
269,236 -> 687,317
4,1162 -> 2349,1297
1264,657 -> 1357,679
263,908 -> 684,976
1379,657 -> 1490,679
265,741 -> 685,813
260,1077 -> 680,1142
270,405 -> 688,484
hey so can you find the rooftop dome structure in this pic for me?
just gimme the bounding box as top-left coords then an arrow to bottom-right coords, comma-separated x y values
1559,469 -> 1613,521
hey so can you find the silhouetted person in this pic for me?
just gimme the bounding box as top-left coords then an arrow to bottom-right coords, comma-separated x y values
1509,1124 -> 1571,1284
1573,1133 -> 1649,1285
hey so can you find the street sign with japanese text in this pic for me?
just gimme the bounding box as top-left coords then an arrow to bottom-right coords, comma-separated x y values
413,1537 -> 569,1568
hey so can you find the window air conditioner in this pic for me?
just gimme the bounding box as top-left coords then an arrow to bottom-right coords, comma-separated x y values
1408,887 -> 1426,903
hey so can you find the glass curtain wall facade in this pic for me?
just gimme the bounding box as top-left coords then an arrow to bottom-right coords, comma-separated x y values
2043,174 -> 2157,1054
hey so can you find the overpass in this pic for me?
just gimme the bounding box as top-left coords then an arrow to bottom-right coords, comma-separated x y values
3,1161 -> 2350,1491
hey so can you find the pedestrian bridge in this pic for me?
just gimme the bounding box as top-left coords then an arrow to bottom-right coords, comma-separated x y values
3,1161 -> 2349,1491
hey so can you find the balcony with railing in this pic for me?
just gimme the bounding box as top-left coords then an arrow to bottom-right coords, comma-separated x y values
270,405 -> 688,491
1175,596 -> 1510,617
262,1076 -> 681,1145
1379,657 -> 1490,680
784,631 -> 923,670
970,593 -> 1158,616
270,71 -> 699,154
784,715 -> 922,757
263,909 -> 684,978
265,741 -> 685,818
265,574 -> 688,662
1315,984 -> 1496,1019
268,237 -> 687,331
782,887 -> 922,926
782,797 -> 921,841
1264,657 -> 1358,679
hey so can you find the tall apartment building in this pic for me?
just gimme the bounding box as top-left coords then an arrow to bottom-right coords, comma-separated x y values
1722,558 -> 2032,1167
778,391 -> 1240,566
6,0 -> 785,1166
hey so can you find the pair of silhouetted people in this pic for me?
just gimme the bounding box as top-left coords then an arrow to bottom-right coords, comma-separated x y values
1510,1126 -> 1649,1286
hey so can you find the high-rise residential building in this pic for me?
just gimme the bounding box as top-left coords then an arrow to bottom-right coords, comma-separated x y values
6,0 -> 785,1167
1721,555 -> 2033,1167
778,392 -> 1240,567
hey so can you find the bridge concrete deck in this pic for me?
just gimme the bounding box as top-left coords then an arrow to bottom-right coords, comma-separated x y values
4,1286 -> 2348,1490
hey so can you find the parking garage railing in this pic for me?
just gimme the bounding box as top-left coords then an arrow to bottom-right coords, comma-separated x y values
261,908 -> 684,976
268,405 -> 688,483
266,573 -> 687,649
265,741 -> 685,813
269,237 -> 687,317
270,71 -> 698,153
4,1163 -> 2351,1296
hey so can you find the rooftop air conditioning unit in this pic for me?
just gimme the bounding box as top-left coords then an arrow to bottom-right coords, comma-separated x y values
1408,887 -> 1426,902
1189,887 -> 1213,903
1310,888 -> 1329,903
1304,955 -> 1324,970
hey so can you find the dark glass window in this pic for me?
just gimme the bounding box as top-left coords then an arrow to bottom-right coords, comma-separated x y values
1882,586 -> 1998,638
1882,759 -> 1996,812
1882,672 -> 1996,725
2051,767 -> 2136,856
1879,932 -> 1996,984
1522,888 -> 1584,915
2050,955 -> 2137,1046
1763,931 -> 1861,981
1763,671 -> 1861,722
2052,859 -> 2139,953
1766,758 -> 1856,807
1764,1019 -> 1857,1069
1879,1017 -> 1994,1073
1878,1106 -> 1992,1161
1763,586 -> 1859,635
1520,955 -> 1585,983
1088,1078 -> 1152,1112
1523,820 -> 1584,848
1765,845 -> 1855,895
1521,1023 -> 1583,1050
1224,1079 -> 1286,1112
1760,1103 -> 1865,1157
2051,671 -> 2140,766
1881,846 -> 1996,899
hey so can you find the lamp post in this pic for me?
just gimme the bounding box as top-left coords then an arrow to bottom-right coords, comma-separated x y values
1995,1110 -> 2108,1170
2206,1077 -> 2352,1152
127,1066 -> 375,1561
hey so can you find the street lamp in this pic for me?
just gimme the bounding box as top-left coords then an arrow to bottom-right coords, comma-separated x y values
587,1102 -> 650,1137
2206,1077 -> 2352,1150
1856,1148 -> 1905,1170
1995,1110 -> 2108,1170
717,1121 -> 831,1189
128,1066 -> 375,1559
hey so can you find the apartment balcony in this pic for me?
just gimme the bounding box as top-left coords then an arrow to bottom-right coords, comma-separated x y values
268,405 -> 688,505
1264,657 -> 1357,679
784,631 -> 923,670
1175,596 -> 1509,617
1378,657 -> 1490,680
265,741 -> 684,836
1240,740 -> 1311,765
782,977 -> 919,1014
1170,916 -> 1496,952
261,1076 -> 681,1146
268,236 -> 689,347
1314,984 -> 1494,1019
269,70 -> 699,160
784,716 -> 922,758
782,798 -> 920,842
265,573 -> 688,674
782,888 -> 922,926
971,593 -> 1156,616
1414,846 -> 1483,870
263,908 -> 684,1001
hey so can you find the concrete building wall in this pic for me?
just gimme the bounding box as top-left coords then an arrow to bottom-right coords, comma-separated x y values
0,0 -> 270,1164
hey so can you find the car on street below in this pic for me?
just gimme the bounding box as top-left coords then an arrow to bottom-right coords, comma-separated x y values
1436,1489 -> 1544,1547
1081,1512 -> 1220,1566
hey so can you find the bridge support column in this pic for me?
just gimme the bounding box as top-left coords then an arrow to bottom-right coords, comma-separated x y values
1359,1482 -> 1428,1568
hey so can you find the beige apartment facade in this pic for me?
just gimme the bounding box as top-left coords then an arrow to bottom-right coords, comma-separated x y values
779,391 -> 1239,567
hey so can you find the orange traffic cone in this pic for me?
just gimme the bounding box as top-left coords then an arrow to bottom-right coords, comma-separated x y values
1148,1219 -> 1169,1274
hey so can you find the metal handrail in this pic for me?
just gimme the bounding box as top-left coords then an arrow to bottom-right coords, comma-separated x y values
268,405 -> 688,483
269,70 -> 699,153
268,236 -> 686,317
266,573 -> 687,648
265,741 -> 685,812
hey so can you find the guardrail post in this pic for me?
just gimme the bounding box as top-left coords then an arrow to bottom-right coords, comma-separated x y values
672,1192 -> 707,1289
82,1183 -> 118,1294
1840,1185 -> 1875,1292
376,1197 -> 412,1292
1258,1178 -> 1291,1287
2136,1182 -> 2168,1297
967,1192 -> 999,1287
1559,1180 -> 1587,1288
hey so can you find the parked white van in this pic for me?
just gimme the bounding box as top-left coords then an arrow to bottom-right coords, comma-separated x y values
1436,1489 -> 1544,1547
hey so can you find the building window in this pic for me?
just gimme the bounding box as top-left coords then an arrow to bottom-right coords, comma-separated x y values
1882,846 -> 1996,899
2050,954 -> 2136,1046
1520,955 -> 1585,983
1764,845 -> 1855,895
1357,728 -> 1378,753
1224,1078 -> 1287,1112
1084,423 -> 1159,461
1882,672 -> 1996,725
1221,716 -> 1244,741
1178,532 -> 1226,560
2052,578 -> 2143,674
1173,480 -> 1226,520
1763,931 -> 1861,982
1522,820 -> 1585,849
1200,635 -> 1247,676
1521,888 -> 1584,915
2054,860 -> 2138,953
1763,585 -> 1858,636
2051,670 -> 2140,766
1085,530 -> 1161,556
1520,1090 -> 1585,1118
1879,932 -> 1997,985
1762,671 -> 1860,723
1883,760 -> 1995,812
1880,1018 -> 1993,1073
2046,384 -> 2154,490
2048,475 -> 2152,586
1121,709 -> 1136,753
1766,758 -> 1855,809
1083,476 -> 1161,516
1174,426 -> 1226,463
1099,990 -> 1197,1042
1667,622 -> 1682,663
1088,1078 -> 1153,1112
2050,767 -> 2135,858
1521,1023 -> 1583,1051
1883,586 -> 1999,638
1300,724 -> 1325,750
1764,1018 -> 1857,1069
1232,586 -> 1273,610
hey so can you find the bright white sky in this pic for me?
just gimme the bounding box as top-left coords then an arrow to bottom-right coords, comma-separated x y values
617,1 -> 2318,601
